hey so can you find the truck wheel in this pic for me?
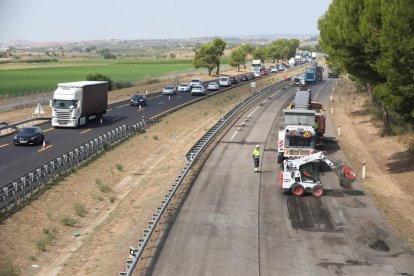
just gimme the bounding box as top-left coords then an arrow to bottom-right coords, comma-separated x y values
291,184 -> 305,197
311,185 -> 324,197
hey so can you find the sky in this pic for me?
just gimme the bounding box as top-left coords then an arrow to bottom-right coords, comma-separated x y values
0,0 -> 332,42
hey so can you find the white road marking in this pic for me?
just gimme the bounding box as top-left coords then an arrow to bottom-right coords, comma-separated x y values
116,103 -> 129,109
247,106 -> 260,118
230,129 -> 239,141
81,128 -> 92,134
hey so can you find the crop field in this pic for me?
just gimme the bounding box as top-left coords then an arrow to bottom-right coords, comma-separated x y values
0,59 -> 193,96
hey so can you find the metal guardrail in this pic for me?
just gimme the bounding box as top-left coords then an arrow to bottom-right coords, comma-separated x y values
0,118 -> 158,212
0,117 -> 51,135
119,79 -> 286,275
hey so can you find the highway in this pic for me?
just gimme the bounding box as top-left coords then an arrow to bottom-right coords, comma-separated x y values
0,76 -> 254,188
152,77 -> 414,275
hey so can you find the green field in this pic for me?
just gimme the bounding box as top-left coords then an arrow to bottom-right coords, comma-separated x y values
0,59 -> 193,96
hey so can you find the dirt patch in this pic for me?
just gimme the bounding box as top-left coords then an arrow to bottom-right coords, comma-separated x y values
331,78 -> 414,248
0,67 -> 301,275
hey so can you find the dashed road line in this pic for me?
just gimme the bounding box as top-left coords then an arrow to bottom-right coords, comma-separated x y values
159,102 -> 165,105
247,106 -> 260,118
38,145 -> 53,152
0,143 -> 9,148
43,127 -> 54,133
177,96 -> 182,99
80,128 -> 92,134
112,117 -> 122,122
116,103 -> 129,109
148,95 -> 162,99
107,108 -> 112,112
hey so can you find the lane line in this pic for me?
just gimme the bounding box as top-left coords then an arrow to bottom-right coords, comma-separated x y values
230,131 -> 238,141
0,143 -> 9,148
43,127 -> 54,133
112,117 -> 122,122
116,103 -> 130,109
80,128 -> 92,134
107,108 -> 112,112
247,106 -> 260,118
38,145 -> 53,152
148,95 -> 162,99
159,102 -> 165,105
177,96 -> 182,99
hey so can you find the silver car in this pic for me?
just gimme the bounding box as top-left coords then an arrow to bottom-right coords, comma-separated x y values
191,85 -> 206,96
162,86 -> 177,95
207,82 -> 219,91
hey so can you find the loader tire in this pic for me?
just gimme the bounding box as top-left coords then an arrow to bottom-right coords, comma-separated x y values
311,184 -> 324,197
291,184 -> 305,197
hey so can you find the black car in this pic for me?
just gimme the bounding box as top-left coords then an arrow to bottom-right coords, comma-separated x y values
328,72 -> 339,78
240,74 -> 248,81
230,76 -> 238,85
130,94 -> 148,106
14,126 -> 44,146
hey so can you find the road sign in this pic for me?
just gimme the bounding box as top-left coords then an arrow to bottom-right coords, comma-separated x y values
250,82 -> 256,88
33,103 -> 45,115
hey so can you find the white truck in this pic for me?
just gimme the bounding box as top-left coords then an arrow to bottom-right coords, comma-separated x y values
50,81 -> 108,128
277,109 -> 318,166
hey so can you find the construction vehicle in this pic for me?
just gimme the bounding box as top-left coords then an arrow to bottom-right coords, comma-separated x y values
277,89 -> 326,166
280,151 -> 357,197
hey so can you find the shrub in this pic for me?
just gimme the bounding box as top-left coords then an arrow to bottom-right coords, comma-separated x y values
74,202 -> 87,217
109,195 -> 116,203
95,178 -> 112,193
86,73 -> 113,90
143,75 -> 160,84
60,216 -> 77,227
113,81 -> 133,90
35,238 -> 47,252
115,164 -> 124,172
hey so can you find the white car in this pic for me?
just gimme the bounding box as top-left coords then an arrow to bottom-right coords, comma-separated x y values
162,86 -> 177,95
219,76 -> 231,87
191,85 -> 206,96
207,82 -> 219,91
178,83 -> 191,92
190,78 -> 203,87
270,67 -> 279,73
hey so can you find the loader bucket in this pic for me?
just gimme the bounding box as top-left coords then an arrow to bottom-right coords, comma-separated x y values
334,161 -> 357,187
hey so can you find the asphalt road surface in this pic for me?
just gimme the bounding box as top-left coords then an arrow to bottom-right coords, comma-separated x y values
152,77 -> 414,275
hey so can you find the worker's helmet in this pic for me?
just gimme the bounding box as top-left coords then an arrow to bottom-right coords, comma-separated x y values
256,145 -> 260,148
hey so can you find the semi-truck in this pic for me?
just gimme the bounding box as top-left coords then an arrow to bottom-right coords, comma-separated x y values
50,81 -> 108,128
252,60 -> 264,77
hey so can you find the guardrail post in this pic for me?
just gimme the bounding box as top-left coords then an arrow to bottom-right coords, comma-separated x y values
3,187 -> 9,211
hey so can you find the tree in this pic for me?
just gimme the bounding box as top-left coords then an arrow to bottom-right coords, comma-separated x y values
318,0 -> 414,133
267,44 -> 283,63
192,43 -> 218,75
229,47 -> 246,71
86,73 -> 113,91
212,38 -> 227,75
240,44 -> 254,68
253,46 -> 267,62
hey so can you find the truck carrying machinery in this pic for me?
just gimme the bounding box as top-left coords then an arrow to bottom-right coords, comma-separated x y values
280,151 -> 357,197
304,64 -> 323,84
50,81 -> 108,128
277,89 -> 326,166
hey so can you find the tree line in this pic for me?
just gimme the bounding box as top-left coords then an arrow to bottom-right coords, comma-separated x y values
192,38 -> 300,74
318,0 -> 414,134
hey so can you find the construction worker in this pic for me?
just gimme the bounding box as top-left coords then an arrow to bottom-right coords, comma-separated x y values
252,145 -> 261,172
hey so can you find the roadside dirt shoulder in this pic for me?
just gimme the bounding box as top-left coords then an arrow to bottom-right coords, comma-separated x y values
331,78 -> 414,248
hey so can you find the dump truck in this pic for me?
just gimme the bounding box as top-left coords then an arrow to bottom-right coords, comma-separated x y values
50,81 -> 108,128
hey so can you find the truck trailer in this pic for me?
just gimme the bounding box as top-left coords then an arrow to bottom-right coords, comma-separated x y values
50,81 -> 108,128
